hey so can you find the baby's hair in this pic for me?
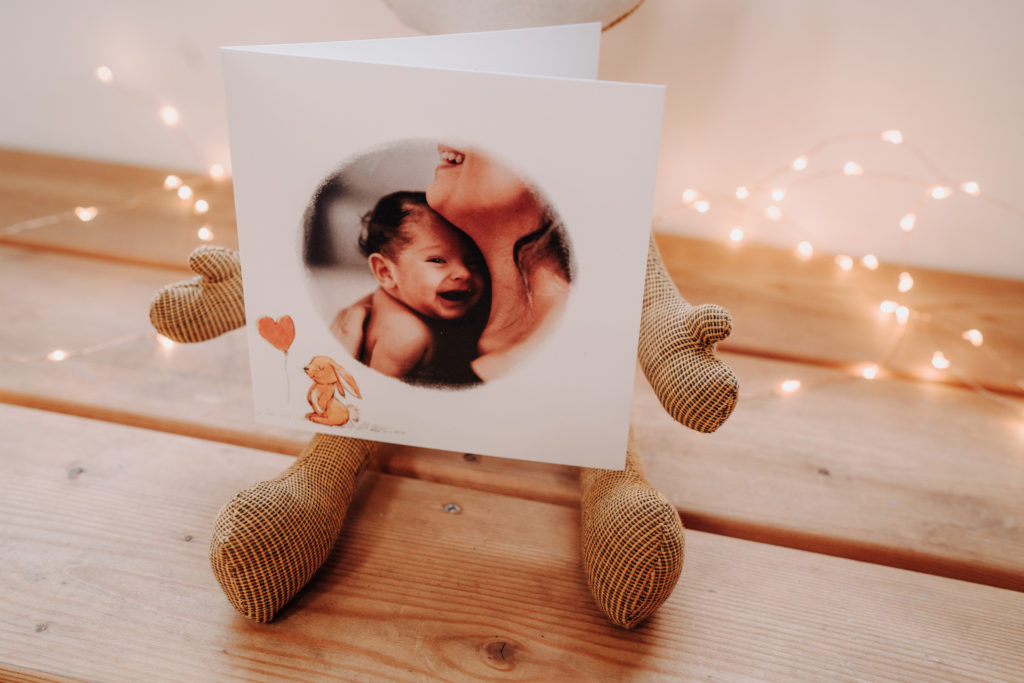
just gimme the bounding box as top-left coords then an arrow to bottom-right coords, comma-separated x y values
358,191 -> 430,259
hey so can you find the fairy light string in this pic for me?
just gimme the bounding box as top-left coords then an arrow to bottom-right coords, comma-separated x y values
673,128 -> 1022,421
1,67 -> 1020,431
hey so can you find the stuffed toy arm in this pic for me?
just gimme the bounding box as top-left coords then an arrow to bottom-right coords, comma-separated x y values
149,235 -> 738,628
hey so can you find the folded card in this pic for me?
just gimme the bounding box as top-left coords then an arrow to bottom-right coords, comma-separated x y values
222,23 -> 664,468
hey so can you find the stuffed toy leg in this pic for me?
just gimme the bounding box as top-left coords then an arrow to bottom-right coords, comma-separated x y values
150,235 -> 738,627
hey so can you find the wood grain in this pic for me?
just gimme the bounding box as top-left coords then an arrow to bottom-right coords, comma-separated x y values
655,232 -> 1024,395
3,405 -> 1023,682
2,241 -> 1022,591
0,149 -> 237,269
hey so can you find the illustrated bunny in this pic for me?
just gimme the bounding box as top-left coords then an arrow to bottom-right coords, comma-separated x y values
150,236 -> 737,628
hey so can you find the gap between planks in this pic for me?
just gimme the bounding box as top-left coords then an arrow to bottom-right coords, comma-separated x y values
3,382 -> 1021,595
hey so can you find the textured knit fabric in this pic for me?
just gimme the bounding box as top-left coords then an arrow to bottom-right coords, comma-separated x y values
210,434 -> 378,622
150,236 -> 737,628
639,235 -> 738,433
580,433 -> 685,629
149,246 -> 246,343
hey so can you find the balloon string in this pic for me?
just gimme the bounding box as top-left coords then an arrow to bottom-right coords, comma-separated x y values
284,352 -> 290,404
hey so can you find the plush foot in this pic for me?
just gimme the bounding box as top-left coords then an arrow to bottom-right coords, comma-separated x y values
149,246 -> 246,343
639,235 -> 739,433
580,436 -> 684,629
210,434 -> 378,622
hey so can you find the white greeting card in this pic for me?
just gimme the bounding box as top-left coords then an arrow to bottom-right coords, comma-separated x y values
222,23 -> 664,468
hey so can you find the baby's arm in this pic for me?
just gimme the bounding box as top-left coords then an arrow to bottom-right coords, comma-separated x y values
331,295 -> 372,358
367,314 -> 433,380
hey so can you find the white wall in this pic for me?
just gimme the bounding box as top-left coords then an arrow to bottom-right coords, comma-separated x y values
1,0 -> 1020,278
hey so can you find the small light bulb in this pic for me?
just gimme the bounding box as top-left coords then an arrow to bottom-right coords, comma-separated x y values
880,300 -> 898,314
899,213 -> 916,232
193,199 -> 209,214
835,255 -> 854,271
177,185 -> 193,200
796,241 -> 813,259
898,272 -> 914,293
95,66 -> 113,84
208,163 -> 226,180
771,188 -> 786,201
694,200 -> 710,213
861,364 -> 879,380
861,254 -> 879,270
764,205 -> 783,221
931,351 -> 950,370
960,181 -> 980,196
896,306 -> 910,325
681,188 -> 699,204
160,106 -> 180,127
197,226 -> 215,242
735,186 -> 750,200
780,379 -> 801,393
881,130 -> 904,144
843,161 -> 864,176
163,175 -> 182,190
962,329 -> 983,346
47,350 -> 68,362
792,156 -> 808,171
729,227 -> 744,243
157,334 -> 175,350
930,185 -> 953,200
74,206 -> 98,222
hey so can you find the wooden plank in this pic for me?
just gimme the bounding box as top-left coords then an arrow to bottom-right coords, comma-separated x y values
0,148 -> 237,269
632,356 -> 1024,591
2,405 -> 1023,682
655,232 -> 1024,395
5,149 -> 1019,394
3,243 -> 1023,590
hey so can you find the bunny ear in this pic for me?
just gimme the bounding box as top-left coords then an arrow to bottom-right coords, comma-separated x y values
330,360 -> 362,400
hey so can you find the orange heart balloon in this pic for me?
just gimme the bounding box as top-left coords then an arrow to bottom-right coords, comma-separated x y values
257,315 -> 295,353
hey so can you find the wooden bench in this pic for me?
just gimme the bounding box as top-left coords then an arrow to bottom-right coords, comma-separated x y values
2,149 -> 1022,680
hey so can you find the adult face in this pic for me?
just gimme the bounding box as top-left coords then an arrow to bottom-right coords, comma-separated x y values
426,144 -> 535,231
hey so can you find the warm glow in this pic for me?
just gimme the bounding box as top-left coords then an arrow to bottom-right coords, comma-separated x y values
729,227 -> 744,243
694,200 -> 710,213
962,329 -> 984,347
47,350 -> 68,362
835,255 -> 854,271
792,156 -> 808,171
681,188 -> 699,204
931,351 -> 951,370
896,306 -> 910,325
898,272 -> 914,293
880,301 -> 899,314
157,334 -> 175,350
861,364 -> 880,380
209,163 -> 226,180
163,175 -> 183,190
780,379 -> 801,393
193,199 -> 210,214
764,205 -> 783,221
843,161 -> 864,176
177,185 -> 193,200
197,226 -> 215,242
930,185 -> 953,199
861,254 -> 879,270
95,66 -> 113,84
899,213 -> 916,232
735,186 -> 750,200
771,188 -> 786,201
960,181 -> 980,196
880,130 -> 904,144
159,106 -> 180,127
74,206 -> 98,222
796,241 -> 813,259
